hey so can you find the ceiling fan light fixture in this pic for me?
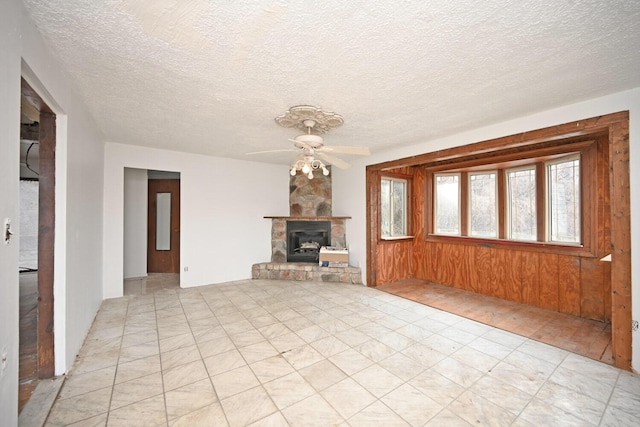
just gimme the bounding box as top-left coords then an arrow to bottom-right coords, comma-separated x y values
289,155 -> 329,180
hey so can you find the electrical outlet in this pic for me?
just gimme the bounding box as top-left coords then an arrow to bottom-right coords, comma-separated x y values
632,320 -> 639,332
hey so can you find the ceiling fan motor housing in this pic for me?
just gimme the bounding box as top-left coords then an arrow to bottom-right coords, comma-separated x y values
294,134 -> 324,148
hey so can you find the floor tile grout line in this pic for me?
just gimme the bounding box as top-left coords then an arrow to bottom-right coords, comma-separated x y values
152,288 -> 171,427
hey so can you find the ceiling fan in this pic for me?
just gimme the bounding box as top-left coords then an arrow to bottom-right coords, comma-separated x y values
247,106 -> 370,178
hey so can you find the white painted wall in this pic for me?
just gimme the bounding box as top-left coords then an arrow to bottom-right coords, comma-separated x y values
103,143 -> 289,298
123,168 -> 148,279
334,87 -> 640,371
0,0 -> 23,423
19,180 -> 39,271
19,0 -> 106,378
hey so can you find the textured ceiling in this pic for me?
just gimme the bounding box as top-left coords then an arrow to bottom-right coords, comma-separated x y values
22,0 -> 640,165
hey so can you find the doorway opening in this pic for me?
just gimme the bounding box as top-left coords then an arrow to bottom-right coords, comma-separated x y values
18,78 -> 56,413
123,169 -> 180,295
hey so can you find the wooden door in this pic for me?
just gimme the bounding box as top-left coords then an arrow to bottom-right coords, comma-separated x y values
147,179 -> 180,273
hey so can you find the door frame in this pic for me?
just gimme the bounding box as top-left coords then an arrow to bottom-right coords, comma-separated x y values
147,178 -> 181,274
20,78 -> 55,378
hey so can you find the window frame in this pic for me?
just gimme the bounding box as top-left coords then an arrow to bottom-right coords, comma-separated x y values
379,173 -> 413,241
434,172 -> 461,236
468,170 -> 498,238
424,139 -> 597,256
546,154 -> 581,244
505,165 -> 538,242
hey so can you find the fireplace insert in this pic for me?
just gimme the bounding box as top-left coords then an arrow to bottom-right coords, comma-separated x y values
286,220 -> 331,262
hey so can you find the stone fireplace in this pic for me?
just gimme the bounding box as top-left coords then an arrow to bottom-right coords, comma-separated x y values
269,216 -> 348,263
252,167 -> 361,284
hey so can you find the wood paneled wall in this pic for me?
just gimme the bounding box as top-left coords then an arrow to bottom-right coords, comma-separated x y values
372,125 -> 614,323
410,242 -> 611,322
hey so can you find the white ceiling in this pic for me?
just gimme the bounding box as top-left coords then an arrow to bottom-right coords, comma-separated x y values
22,0 -> 640,165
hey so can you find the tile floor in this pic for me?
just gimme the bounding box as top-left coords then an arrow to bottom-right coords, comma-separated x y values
44,278 -> 640,426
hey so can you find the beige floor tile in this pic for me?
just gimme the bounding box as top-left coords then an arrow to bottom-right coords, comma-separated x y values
469,375 -> 532,415
229,329 -> 265,347
329,348 -> 373,376
121,329 -> 159,348
246,411 -> 289,426
159,332 -> 196,353
110,372 -> 163,410
448,390 -> 516,426
212,365 -> 260,399
192,325 -> 227,346
106,394 -> 167,426
169,401 -> 228,427
378,352 -> 427,381
354,339 -> 396,362
263,371 -> 317,410
239,340 -> 279,364
115,354 -> 161,384
535,381 -> 606,425
281,394 -> 343,427
220,386 -> 278,427
296,324 -> 331,343
424,409 -> 473,426
58,366 -> 116,399
46,387 -> 112,426
197,335 -> 236,358
250,355 -> 295,383
381,383 -> 442,425
203,348 -> 247,376
281,344 -> 324,369
118,341 -> 160,364
298,360 -> 347,392
432,357 -> 485,388
352,364 -> 404,398
408,368 -> 465,407
163,359 -> 209,392
309,335 -> 350,358
320,377 -> 377,419
347,400 -> 410,426
165,378 -> 218,420
257,322 -> 290,339
161,344 -> 202,370
268,332 -> 306,353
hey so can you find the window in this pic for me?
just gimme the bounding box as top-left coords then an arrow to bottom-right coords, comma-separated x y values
381,177 -> 408,238
548,156 -> 580,243
435,174 -> 460,235
430,152 -> 582,246
469,172 -> 497,237
506,167 -> 537,241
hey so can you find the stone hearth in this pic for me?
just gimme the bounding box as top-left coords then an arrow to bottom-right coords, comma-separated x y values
252,262 -> 362,284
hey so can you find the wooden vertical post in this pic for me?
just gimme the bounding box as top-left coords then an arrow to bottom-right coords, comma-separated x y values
37,111 -> 55,378
609,119 -> 632,370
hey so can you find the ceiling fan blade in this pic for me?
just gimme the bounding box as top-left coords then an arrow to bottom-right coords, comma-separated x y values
317,152 -> 351,170
246,148 -> 297,155
318,145 -> 371,156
